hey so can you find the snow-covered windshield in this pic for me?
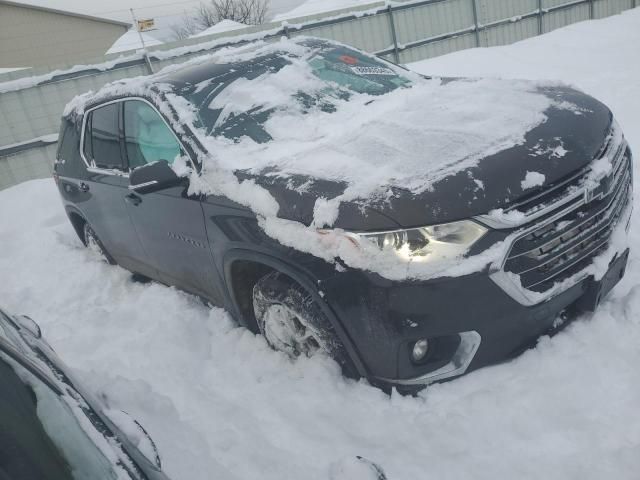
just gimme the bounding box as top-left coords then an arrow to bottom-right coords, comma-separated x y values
306,47 -> 411,95
196,45 -> 412,143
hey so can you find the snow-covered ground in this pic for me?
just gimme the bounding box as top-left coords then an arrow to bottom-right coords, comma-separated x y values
1,8 -> 640,480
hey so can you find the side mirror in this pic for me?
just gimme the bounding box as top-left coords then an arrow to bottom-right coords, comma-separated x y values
129,160 -> 180,194
105,410 -> 162,469
15,314 -> 42,339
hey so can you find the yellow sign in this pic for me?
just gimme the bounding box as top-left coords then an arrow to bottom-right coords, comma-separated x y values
137,19 -> 155,32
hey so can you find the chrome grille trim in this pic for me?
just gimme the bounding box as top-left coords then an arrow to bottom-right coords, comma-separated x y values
476,122 -> 626,230
509,167 -> 631,263
484,132 -> 632,306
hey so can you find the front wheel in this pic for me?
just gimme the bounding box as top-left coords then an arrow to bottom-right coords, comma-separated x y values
252,272 -> 355,376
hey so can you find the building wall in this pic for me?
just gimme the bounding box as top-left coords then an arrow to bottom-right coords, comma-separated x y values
0,3 -> 128,68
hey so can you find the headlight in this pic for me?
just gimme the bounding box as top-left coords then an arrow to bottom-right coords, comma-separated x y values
351,220 -> 487,263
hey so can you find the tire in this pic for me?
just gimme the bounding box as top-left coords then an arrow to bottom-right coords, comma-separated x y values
252,272 -> 355,376
83,222 -> 116,265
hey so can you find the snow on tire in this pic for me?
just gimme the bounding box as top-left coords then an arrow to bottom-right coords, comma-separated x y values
83,223 -> 116,265
252,272 -> 353,374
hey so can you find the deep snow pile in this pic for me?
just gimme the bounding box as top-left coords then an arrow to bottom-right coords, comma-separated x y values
1,8 -> 640,480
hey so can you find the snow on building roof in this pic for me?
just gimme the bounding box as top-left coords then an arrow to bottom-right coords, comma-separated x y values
106,29 -> 163,55
272,0 -> 378,21
190,19 -> 248,38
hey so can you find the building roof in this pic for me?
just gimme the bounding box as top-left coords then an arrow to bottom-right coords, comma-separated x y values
107,29 -> 163,55
0,0 -> 131,28
190,19 -> 247,38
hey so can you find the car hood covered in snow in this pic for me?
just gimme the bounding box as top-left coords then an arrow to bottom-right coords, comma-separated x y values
149,38 -> 609,230
281,83 -> 613,230
223,81 -> 612,230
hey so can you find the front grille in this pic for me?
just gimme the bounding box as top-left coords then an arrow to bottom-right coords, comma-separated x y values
506,123 -> 627,219
502,138 -> 632,295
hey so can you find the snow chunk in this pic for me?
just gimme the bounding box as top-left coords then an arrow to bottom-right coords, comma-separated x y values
521,171 -> 546,190
529,138 -> 569,159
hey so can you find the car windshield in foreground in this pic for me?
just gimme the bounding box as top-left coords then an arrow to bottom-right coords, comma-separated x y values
0,348 -> 140,480
192,44 -> 412,143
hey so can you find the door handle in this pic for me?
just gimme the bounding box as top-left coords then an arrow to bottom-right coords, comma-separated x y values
79,182 -> 90,192
125,193 -> 142,206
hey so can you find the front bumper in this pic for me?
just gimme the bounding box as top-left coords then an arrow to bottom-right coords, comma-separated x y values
319,129 -> 633,391
320,244 -> 629,391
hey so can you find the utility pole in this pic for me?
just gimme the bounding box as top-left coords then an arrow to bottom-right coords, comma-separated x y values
130,8 -> 155,74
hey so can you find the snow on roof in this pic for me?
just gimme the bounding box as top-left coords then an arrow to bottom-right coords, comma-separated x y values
0,67 -> 28,74
272,0 -> 378,21
191,19 -> 248,38
106,29 -> 163,55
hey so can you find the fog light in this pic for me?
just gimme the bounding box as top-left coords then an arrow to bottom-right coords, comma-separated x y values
411,339 -> 429,362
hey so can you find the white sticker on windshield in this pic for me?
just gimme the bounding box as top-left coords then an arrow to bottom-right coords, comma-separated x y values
350,65 -> 396,76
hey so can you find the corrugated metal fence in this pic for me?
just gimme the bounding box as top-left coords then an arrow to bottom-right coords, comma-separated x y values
0,0 -> 636,190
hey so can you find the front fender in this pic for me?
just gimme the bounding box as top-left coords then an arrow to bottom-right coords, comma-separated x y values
222,248 -> 369,378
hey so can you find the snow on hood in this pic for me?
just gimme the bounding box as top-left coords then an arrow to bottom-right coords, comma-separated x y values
190,39 -> 553,228
66,38 -> 559,281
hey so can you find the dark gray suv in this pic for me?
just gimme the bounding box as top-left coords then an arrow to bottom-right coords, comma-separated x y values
53,38 -> 633,392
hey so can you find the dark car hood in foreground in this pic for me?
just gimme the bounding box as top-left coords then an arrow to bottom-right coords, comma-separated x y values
239,84 -> 612,230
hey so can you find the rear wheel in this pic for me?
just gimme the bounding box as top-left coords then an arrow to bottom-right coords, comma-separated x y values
83,223 -> 116,265
252,272 -> 355,375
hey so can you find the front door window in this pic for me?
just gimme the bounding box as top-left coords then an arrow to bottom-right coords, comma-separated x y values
123,101 -> 182,169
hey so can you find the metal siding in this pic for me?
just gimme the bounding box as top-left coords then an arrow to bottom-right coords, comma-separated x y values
399,32 -> 477,64
476,0 -> 538,24
542,0 -> 577,8
299,14 -> 392,52
483,17 -> 539,47
0,4 -> 127,69
544,3 -> 591,31
0,143 -> 55,188
593,0 -> 630,17
394,0 -> 474,46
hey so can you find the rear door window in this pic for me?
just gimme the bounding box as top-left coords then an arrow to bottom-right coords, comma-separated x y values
84,103 -> 123,170
123,100 -> 181,169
